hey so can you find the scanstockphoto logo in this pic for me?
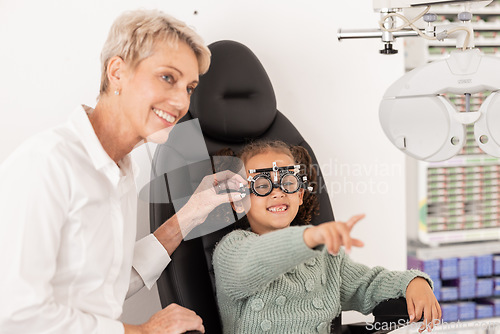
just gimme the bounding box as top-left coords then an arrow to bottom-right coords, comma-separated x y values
306,159 -> 403,196
366,319 -> 500,333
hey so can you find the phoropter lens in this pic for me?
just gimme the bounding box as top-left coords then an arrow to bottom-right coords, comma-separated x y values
281,174 -> 300,194
253,176 -> 273,196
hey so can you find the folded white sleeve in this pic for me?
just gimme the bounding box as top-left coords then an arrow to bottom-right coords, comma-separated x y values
132,234 -> 172,290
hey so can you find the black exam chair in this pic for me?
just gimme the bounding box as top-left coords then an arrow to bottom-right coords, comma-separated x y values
149,40 -> 409,334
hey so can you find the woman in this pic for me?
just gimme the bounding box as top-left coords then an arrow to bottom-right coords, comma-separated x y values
0,9 -> 244,334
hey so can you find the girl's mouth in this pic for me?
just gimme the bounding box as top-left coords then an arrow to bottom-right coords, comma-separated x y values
267,204 -> 289,213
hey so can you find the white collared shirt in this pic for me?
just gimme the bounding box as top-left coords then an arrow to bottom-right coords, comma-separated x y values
0,106 -> 171,333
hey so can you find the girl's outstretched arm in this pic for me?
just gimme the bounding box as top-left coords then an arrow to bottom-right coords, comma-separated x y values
213,226 -> 319,300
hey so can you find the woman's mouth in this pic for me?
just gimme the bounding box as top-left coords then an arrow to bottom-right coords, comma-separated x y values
267,204 -> 289,213
153,108 -> 176,123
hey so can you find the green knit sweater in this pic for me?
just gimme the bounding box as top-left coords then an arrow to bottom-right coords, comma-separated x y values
213,226 -> 431,334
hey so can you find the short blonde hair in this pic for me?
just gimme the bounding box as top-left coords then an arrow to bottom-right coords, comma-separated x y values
99,9 -> 211,96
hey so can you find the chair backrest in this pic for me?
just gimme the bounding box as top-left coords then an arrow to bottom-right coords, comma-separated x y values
150,40 -> 335,333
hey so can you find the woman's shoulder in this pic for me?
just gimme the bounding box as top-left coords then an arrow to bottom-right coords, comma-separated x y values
2,126 -> 74,172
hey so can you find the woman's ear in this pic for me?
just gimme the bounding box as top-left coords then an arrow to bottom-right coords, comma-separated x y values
107,56 -> 125,89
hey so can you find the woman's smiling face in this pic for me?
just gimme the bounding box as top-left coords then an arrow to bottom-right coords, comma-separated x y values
119,40 -> 200,143
245,151 -> 304,235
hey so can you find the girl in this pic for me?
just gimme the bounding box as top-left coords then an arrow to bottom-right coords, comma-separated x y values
213,140 -> 440,334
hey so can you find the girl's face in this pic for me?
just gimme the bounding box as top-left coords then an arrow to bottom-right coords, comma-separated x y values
244,151 -> 304,235
119,40 -> 199,143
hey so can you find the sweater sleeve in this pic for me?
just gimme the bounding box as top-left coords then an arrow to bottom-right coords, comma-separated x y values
336,250 -> 432,315
213,226 -> 319,300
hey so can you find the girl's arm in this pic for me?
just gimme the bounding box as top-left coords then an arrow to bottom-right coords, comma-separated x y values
337,252 -> 433,315
213,226 -> 319,300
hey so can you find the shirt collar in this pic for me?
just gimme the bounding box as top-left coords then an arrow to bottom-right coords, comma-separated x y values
68,105 -> 139,189
69,105 -> 117,172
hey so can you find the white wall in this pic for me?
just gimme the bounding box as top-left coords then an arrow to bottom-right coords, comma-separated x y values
0,0 -> 408,326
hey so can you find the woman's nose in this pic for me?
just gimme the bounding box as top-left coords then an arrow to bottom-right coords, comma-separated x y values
168,88 -> 190,112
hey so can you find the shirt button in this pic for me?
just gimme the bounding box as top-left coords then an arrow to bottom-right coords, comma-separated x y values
317,322 -> 329,333
306,258 -> 317,266
321,273 -> 327,285
261,319 -> 272,331
305,279 -> 315,292
276,295 -> 287,306
251,298 -> 264,312
313,297 -> 324,309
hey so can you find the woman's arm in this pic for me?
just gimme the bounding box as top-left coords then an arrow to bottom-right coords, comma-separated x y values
129,170 -> 246,297
153,170 -> 246,254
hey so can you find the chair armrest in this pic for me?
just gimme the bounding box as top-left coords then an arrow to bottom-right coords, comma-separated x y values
372,297 -> 410,323
342,298 -> 411,334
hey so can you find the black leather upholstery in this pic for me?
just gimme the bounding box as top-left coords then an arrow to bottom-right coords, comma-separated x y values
189,41 -> 278,142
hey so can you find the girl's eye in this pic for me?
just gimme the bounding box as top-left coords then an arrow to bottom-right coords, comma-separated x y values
187,86 -> 196,95
162,75 -> 173,83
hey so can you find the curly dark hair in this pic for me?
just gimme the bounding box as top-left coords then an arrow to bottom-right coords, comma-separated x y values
214,140 -> 320,227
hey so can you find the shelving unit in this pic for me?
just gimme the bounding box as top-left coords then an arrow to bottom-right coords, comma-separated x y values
404,1 -> 500,246
404,1 -> 500,322
408,242 -> 500,321
417,151 -> 500,245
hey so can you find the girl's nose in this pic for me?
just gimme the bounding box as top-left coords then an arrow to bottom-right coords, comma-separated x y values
271,186 -> 285,198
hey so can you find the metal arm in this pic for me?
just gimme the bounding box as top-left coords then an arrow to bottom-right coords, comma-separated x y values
337,28 -> 419,40
338,0 -> 490,54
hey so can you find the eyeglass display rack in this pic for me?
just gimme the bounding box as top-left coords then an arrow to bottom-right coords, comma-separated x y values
417,151 -> 500,245
398,0 -> 500,323
407,241 -> 500,322
404,0 -> 500,323
403,0 -> 500,246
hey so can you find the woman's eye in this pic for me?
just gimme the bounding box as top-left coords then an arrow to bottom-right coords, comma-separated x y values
187,86 -> 196,95
256,184 -> 269,189
162,75 -> 173,83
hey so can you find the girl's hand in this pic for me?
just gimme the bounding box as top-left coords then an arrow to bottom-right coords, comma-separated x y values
406,277 -> 442,333
302,214 -> 365,255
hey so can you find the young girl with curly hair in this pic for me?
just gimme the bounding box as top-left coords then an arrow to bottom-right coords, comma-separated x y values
213,140 -> 440,334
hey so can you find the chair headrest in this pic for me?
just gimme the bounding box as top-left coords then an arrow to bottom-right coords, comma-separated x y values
189,40 -> 277,142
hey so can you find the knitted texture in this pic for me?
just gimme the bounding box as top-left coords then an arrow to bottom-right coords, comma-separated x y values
213,226 -> 431,334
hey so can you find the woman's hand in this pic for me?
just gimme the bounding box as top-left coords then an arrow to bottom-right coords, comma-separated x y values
406,277 -> 441,333
125,303 -> 205,334
176,170 -> 247,234
302,214 -> 365,255
154,170 -> 247,255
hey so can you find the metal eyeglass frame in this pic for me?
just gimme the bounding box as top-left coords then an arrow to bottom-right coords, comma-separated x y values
247,162 -> 312,197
